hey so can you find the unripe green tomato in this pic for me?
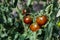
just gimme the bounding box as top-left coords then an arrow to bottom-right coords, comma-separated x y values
57,22 -> 60,27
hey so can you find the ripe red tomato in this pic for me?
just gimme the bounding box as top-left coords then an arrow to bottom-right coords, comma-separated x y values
22,9 -> 27,14
30,23 -> 40,32
36,15 -> 48,26
24,15 -> 32,24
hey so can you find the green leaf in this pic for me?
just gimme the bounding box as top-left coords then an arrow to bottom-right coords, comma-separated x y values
13,32 -> 19,40
8,17 -> 12,23
1,33 -> 7,38
44,22 -> 54,40
37,29 -> 42,35
27,0 -> 31,6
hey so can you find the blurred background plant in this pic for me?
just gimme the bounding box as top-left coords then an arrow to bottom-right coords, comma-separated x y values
0,0 -> 60,40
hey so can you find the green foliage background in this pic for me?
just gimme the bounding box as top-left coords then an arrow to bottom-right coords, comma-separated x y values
0,0 -> 60,40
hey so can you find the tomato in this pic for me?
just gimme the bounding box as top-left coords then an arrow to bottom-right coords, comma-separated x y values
24,15 -> 32,24
36,15 -> 48,26
57,22 -> 60,27
30,23 -> 40,32
22,9 -> 27,14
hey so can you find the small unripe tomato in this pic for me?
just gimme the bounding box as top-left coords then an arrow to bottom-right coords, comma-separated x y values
22,9 -> 27,14
57,22 -> 60,27
30,23 -> 40,32
36,15 -> 48,26
24,15 -> 32,24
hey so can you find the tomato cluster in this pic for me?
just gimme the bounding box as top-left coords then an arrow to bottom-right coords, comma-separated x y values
22,10 -> 48,32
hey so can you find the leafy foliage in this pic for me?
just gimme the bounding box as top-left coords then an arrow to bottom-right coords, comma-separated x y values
0,0 -> 60,40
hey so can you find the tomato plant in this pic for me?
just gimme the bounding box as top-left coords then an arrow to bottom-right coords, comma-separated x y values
30,23 -> 40,32
36,15 -> 48,26
0,0 -> 59,40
